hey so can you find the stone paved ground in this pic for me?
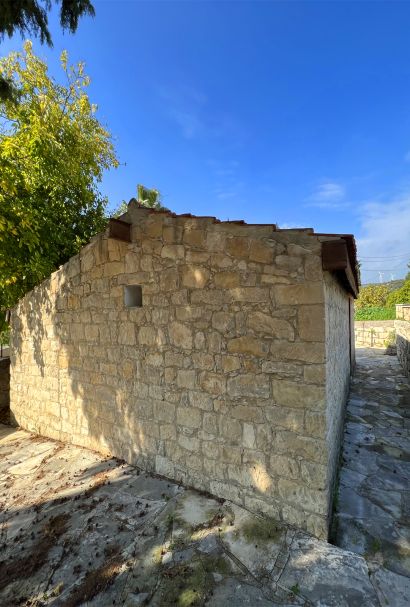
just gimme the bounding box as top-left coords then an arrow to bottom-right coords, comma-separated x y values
334,348 -> 410,579
1,423 -> 409,606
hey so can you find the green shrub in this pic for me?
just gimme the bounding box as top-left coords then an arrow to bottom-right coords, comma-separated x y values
0,329 -> 9,347
0,312 -> 9,346
386,279 -> 410,306
354,307 -> 396,321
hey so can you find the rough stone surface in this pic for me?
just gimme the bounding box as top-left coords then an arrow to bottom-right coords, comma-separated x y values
1,424 -> 408,607
324,272 -> 352,504
334,348 -> 410,579
355,321 -> 396,349
9,206 -> 354,538
395,305 -> 410,376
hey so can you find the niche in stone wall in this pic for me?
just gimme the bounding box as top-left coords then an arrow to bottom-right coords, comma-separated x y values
124,285 -> 142,308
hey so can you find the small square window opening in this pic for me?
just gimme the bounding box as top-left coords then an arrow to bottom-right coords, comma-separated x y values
124,285 -> 142,308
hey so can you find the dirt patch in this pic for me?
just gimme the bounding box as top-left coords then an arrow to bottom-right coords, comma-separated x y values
63,548 -> 123,607
83,471 -> 108,498
0,513 -> 70,592
191,511 -> 225,534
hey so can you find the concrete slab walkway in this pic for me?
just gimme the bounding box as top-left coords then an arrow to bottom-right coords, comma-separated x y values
334,348 -> 410,578
1,423 -> 409,606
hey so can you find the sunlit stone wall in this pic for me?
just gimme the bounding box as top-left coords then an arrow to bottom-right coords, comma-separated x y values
395,304 -> 410,376
10,204 -> 352,539
355,320 -> 396,349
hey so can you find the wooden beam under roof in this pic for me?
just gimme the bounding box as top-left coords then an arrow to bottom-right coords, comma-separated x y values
322,238 -> 359,298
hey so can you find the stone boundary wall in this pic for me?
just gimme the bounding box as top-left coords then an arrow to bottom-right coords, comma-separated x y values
395,305 -> 410,376
354,320 -> 396,348
10,207 -> 353,539
0,357 -> 10,421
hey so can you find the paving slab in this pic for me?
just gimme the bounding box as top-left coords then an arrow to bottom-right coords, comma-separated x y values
277,532 -> 379,607
334,348 -> 410,579
0,422 -> 408,606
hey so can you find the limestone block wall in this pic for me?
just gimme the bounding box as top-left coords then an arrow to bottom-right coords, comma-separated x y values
10,207 -> 351,539
395,305 -> 410,376
323,274 -> 352,498
354,320 -> 396,348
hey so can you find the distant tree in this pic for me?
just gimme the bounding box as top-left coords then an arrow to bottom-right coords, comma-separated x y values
0,0 -> 95,99
386,279 -> 410,306
355,284 -> 389,309
0,42 -> 118,315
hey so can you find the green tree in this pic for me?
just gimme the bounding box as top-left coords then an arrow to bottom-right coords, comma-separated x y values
112,201 -> 129,218
0,0 -> 95,100
386,279 -> 410,306
355,284 -> 389,309
0,41 -> 118,315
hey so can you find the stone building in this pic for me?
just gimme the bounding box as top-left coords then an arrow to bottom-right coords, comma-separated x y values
396,304 -> 410,376
9,201 -> 359,539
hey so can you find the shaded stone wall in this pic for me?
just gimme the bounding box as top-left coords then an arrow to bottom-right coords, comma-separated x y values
323,274 -> 351,502
10,207 -> 351,538
0,357 -> 10,422
395,305 -> 410,376
355,321 -> 396,348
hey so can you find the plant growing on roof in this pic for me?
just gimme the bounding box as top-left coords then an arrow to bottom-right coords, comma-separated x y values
111,184 -> 168,218
137,184 -> 168,211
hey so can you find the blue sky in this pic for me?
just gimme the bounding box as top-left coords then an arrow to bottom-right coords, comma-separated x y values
3,0 -> 410,283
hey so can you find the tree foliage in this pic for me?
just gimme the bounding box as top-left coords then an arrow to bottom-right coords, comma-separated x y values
0,0 -> 95,100
0,41 -> 118,313
112,201 -> 129,218
386,279 -> 410,306
355,284 -> 389,309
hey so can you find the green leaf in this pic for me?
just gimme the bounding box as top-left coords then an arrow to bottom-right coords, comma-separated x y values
0,42 -> 118,311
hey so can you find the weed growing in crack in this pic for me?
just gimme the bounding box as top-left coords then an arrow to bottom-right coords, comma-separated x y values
290,582 -> 300,595
240,517 -> 282,544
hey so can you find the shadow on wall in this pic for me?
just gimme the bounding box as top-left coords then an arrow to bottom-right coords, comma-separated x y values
11,245 -> 278,499
12,285 -> 53,377
10,224 -> 330,538
11,243 -> 152,471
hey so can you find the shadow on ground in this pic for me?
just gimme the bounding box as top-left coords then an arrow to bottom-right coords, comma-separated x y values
1,424 -> 409,607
